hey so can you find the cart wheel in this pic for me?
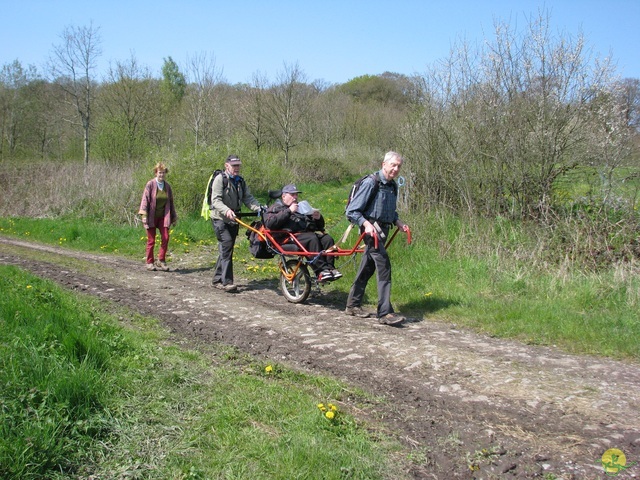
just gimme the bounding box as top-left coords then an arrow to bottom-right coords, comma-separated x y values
280,259 -> 311,303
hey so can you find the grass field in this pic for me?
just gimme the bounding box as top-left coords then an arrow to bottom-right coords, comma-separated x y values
0,265 -> 405,479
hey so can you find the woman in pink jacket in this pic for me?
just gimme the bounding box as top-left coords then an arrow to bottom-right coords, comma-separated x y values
138,162 -> 178,271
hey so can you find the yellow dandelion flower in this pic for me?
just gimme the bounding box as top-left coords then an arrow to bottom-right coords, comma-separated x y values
26,285 -> 32,289
329,404 -> 338,412
265,365 -> 273,373
317,403 -> 325,410
424,292 -> 433,297
325,411 -> 335,420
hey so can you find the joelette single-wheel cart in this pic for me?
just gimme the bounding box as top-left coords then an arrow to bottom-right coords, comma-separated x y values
237,214 -> 411,304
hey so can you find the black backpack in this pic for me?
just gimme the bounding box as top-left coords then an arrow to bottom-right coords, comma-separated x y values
246,221 -> 275,259
206,169 -> 228,208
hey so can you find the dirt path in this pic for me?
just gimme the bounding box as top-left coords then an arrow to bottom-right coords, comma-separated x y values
1,236 -> 639,479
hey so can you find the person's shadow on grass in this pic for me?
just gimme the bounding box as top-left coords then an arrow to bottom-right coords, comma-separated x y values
400,295 -> 460,324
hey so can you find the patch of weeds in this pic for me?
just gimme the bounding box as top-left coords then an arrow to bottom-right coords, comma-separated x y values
406,446 -> 435,467
262,363 -> 280,377
439,431 -> 463,448
316,401 -> 359,438
182,465 -> 206,479
466,446 -> 502,471
216,344 -> 245,362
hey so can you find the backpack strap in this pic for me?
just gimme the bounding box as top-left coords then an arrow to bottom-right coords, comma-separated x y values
207,170 -> 231,208
362,172 -> 381,212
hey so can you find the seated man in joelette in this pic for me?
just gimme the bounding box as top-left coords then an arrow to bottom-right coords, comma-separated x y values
264,184 -> 342,283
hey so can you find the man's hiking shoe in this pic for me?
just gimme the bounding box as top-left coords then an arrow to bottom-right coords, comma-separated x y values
330,269 -> 343,279
378,313 -> 405,326
215,283 -> 238,293
146,263 -> 156,271
345,306 -> 372,318
317,270 -> 334,283
155,261 -> 169,271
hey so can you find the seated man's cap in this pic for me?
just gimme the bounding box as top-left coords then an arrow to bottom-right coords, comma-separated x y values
282,184 -> 302,194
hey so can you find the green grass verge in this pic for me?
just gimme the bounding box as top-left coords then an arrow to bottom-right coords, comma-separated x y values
0,265 -> 405,479
389,239 -> 640,359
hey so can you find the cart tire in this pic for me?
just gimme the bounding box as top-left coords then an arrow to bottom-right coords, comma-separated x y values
280,259 -> 311,303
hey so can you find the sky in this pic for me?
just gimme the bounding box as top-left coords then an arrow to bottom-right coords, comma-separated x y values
2,0 -> 639,85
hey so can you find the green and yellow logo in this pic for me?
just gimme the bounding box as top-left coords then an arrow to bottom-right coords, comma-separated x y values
600,448 -> 637,476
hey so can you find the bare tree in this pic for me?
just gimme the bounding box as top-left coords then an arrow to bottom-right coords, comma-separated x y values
238,72 -> 269,152
265,62 -> 312,163
307,87 -> 351,149
183,52 -> 223,155
49,23 -> 102,167
98,54 -> 157,161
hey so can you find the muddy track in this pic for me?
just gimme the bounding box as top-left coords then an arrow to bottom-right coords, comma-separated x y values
1,236 -> 639,479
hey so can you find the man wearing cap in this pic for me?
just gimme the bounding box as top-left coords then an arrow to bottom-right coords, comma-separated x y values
209,155 -> 262,292
264,184 -> 341,283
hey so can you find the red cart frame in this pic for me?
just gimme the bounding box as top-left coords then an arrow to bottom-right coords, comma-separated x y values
236,216 -> 411,303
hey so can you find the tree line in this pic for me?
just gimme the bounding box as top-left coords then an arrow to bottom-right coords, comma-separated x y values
0,23 -> 412,167
1,14 -> 639,234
